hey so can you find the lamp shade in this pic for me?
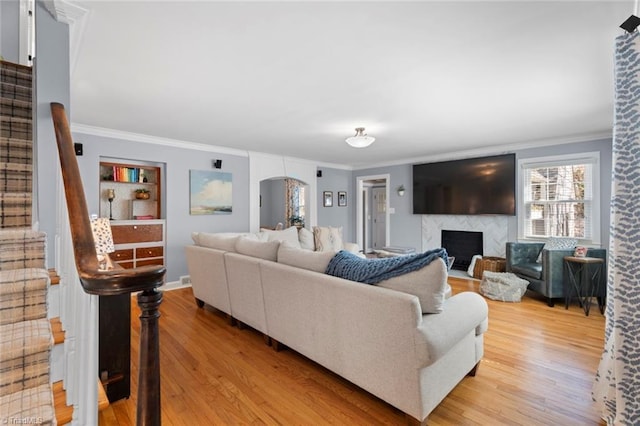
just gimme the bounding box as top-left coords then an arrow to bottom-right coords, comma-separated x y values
346,127 -> 375,148
91,217 -> 115,254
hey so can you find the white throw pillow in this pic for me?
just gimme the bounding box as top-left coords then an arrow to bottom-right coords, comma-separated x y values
260,226 -> 301,249
277,241 -> 335,273
377,259 -> 448,314
537,237 -> 578,263
298,227 -> 315,251
235,237 -> 280,261
313,226 -> 344,252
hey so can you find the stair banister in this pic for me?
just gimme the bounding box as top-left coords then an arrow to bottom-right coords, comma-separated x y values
50,102 -> 166,426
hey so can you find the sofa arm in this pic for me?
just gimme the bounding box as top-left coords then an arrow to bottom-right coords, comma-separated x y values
417,292 -> 488,364
343,242 -> 363,256
506,242 -> 545,271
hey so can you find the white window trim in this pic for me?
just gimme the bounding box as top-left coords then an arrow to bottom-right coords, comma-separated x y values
517,152 -> 601,246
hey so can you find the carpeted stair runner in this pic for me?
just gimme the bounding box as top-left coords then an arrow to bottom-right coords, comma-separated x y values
0,319 -> 53,396
0,384 -> 56,425
0,268 -> 49,325
1,60 -> 32,230
0,228 -> 56,424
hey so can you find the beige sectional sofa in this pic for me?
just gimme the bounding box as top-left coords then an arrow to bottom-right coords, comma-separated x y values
185,229 -> 489,424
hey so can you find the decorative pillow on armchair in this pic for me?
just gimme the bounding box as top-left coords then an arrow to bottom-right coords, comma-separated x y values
313,226 -> 344,252
536,237 -> 578,263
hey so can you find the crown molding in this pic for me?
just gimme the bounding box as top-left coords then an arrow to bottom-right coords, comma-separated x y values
351,130 -> 612,170
72,123 -> 609,172
71,123 -> 355,170
42,0 -> 89,77
71,123 -> 250,157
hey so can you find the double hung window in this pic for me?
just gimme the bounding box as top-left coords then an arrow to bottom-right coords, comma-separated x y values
519,153 -> 600,244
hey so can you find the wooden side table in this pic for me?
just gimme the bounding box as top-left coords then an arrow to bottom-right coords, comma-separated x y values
563,256 -> 605,316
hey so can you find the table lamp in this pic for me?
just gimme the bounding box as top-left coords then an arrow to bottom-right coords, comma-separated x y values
106,188 -> 115,220
91,217 -> 115,270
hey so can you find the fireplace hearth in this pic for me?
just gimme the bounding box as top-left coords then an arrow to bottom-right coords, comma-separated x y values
441,230 -> 483,271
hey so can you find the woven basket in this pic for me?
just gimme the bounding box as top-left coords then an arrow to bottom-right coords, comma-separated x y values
473,256 -> 506,279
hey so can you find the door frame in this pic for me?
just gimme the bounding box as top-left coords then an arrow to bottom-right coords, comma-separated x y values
356,174 -> 390,251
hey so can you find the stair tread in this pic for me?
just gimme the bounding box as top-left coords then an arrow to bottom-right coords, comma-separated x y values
0,319 -> 53,362
0,162 -> 32,172
0,267 -> 49,287
48,269 -> 60,285
0,268 -> 48,326
53,381 -> 73,426
0,97 -> 31,107
0,115 -> 31,125
50,317 -> 65,345
0,229 -> 46,242
0,136 -> 31,145
0,384 -> 55,425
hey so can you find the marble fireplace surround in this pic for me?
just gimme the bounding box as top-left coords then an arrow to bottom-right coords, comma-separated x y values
421,215 -> 510,258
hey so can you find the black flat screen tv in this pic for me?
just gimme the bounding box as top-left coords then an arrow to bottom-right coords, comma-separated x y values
413,153 -> 516,215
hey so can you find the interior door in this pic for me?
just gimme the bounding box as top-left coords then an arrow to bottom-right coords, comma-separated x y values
372,187 -> 386,249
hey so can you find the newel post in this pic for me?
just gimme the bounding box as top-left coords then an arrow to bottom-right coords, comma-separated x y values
136,288 -> 163,426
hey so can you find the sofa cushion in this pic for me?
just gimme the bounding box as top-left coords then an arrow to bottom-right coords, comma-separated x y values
376,259 -> 448,314
235,237 -> 280,261
313,226 -> 344,252
260,226 -> 301,249
511,262 -> 542,280
277,241 -> 335,273
195,233 -> 241,252
298,227 -> 315,251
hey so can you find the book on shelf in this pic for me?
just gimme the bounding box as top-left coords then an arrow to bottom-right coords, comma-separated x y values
112,166 -> 146,183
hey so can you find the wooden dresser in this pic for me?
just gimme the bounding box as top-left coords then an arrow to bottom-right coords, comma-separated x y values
110,220 -> 165,269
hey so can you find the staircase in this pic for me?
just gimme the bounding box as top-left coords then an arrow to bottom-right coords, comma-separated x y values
0,60 -> 163,425
0,61 -> 58,424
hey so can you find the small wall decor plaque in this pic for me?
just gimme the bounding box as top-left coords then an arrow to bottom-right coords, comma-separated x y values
323,191 -> 333,207
338,191 -> 347,207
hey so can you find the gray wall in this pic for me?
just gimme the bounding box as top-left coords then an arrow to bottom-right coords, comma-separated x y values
0,0 -> 20,62
354,164 -> 422,250
317,167 -> 355,241
73,132 -> 250,282
35,1 -> 70,266
355,138 -> 613,252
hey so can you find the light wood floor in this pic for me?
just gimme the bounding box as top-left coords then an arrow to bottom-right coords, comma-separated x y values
99,277 -> 607,425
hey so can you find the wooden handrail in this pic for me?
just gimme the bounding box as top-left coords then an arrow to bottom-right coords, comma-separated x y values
50,102 -> 165,426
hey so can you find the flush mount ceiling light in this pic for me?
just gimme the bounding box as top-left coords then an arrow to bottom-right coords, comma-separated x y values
345,127 -> 375,148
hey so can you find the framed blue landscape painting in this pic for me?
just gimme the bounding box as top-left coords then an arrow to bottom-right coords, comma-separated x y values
190,170 -> 232,215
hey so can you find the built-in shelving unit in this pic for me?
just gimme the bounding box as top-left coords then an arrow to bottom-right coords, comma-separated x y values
99,161 -> 162,220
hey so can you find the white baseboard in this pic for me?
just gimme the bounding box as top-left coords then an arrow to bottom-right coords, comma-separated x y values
161,280 -> 192,292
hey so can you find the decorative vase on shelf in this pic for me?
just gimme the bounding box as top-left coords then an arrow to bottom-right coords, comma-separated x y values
135,190 -> 151,200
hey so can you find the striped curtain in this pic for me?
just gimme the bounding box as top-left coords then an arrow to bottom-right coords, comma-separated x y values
593,31 -> 640,424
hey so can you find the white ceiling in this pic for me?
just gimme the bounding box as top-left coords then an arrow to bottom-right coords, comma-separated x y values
68,1 -> 633,168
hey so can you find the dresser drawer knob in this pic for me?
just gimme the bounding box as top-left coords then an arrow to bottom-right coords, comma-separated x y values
133,225 -> 138,229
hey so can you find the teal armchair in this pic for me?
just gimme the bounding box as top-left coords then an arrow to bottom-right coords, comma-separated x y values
505,242 -> 606,307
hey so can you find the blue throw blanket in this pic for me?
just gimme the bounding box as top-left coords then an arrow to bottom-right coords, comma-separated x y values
325,248 -> 449,284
